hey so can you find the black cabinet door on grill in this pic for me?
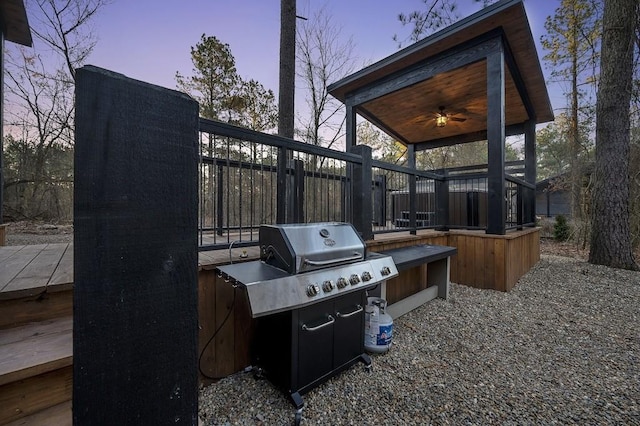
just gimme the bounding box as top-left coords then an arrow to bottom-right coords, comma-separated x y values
297,299 -> 334,389
333,290 -> 366,367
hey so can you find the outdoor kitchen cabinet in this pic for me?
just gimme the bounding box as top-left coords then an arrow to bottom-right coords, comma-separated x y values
253,289 -> 369,408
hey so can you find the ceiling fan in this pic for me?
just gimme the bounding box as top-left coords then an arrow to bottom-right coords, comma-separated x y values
433,106 -> 467,127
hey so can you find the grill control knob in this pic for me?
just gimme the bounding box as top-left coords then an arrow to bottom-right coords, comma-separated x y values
336,277 -> 348,289
322,280 -> 335,292
349,273 -> 361,285
381,266 -> 391,276
361,271 -> 372,282
306,284 -> 320,297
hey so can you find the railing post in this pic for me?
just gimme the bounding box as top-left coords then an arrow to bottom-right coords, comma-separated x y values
349,145 -> 373,241
407,144 -> 417,235
276,147 -> 287,223
435,172 -> 450,231
517,185 -> 524,229
216,163 -> 224,236
286,158 -> 304,223
373,174 -> 387,226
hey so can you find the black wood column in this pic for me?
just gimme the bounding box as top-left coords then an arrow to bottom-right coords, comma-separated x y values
407,144 -> 417,235
435,171 -> 450,231
524,119 -> 536,224
73,66 -> 199,425
286,158 -> 305,223
0,29 -> 4,224
349,144 -> 373,241
486,46 -> 506,235
344,101 -> 357,223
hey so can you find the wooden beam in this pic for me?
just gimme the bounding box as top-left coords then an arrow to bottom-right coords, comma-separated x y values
486,47 -> 506,235
350,33 -> 502,106
413,123 -> 526,151
503,35 -> 536,121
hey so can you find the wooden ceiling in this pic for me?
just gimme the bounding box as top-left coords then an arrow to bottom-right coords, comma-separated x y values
328,0 -> 553,146
0,0 -> 32,46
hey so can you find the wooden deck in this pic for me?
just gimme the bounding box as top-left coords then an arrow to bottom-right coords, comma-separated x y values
0,227 -> 539,300
0,244 -> 73,300
0,243 -> 262,300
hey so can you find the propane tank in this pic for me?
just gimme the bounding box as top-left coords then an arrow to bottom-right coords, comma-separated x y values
364,297 -> 393,353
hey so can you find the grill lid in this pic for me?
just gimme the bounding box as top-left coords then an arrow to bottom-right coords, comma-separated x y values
259,222 -> 366,274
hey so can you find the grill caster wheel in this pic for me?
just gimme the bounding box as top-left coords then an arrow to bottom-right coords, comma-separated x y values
294,409 -> 302,425
364,364 -> 372,373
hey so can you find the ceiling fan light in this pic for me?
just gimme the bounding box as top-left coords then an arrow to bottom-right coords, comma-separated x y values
436,115 -> 448,127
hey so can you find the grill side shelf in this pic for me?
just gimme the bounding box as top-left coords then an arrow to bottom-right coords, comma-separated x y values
216,261 -> 289,285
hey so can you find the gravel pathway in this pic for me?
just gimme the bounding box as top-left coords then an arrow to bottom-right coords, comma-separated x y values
199,255 -> 640,425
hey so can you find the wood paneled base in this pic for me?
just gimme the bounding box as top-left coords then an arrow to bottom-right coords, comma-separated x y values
447,228 -> 539,291
196,227 -> 540,379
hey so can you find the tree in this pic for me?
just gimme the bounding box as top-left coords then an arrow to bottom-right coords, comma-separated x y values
541,0 -> 601,221
296,6 -> 356,148
176,34 -> 239,122
3,0 -> 107,221
176,34 -> 277,131
393,0 -> 496,46
588,0 -> 638,270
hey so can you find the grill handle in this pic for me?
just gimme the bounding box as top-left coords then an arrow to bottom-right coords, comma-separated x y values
301,315 -> 335,332
336,305 -> 363,318
304,252 -> 363,267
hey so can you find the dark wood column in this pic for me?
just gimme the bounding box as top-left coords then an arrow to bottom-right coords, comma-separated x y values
0,29 -> 4,224
486,45 -> 506,235
524,119 -> 536,224
407,144 -> 417,235
74,66 -> 199,425
349,144 -> 373,241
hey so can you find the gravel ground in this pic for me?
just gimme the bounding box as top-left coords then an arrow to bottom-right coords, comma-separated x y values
199,255 -> 640,425
3,221 -> 73,245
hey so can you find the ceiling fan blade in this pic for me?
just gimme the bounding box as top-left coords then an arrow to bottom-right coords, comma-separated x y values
449,117 -> 467,122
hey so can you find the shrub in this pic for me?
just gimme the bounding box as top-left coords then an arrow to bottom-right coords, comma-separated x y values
554,214 -> 571,241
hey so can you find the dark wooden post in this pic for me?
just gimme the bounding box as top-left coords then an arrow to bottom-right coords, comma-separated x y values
349,145 -> 373,241
74,66 -> 199,425
524,119 -> 536,225
407,144 -> 417,235
0,29 -> 4,225
286,158 -> 305,223
435,171 -> 450,231
216,163 -> 224,235
276,147 -> 287,223
344,101 -> 357,223
486,45 -> 506,235
373,174 -> 387,226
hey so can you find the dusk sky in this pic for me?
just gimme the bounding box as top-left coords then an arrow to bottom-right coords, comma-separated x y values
84,0 -> 563,115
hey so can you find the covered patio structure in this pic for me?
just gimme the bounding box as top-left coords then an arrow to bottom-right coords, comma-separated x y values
329,0 -> 554,237
328,0 -> 554,292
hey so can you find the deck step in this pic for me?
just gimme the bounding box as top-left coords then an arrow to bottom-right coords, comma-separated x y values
4,401 -> 71,426
0,317 -> 72,386
0,317 -> 73,425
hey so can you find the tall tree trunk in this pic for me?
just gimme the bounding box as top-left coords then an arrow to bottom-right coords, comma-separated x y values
589,0 -> 638,270
570,12 -> 582,222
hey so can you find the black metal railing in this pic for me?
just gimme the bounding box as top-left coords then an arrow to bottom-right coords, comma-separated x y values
198,118 -> 536,250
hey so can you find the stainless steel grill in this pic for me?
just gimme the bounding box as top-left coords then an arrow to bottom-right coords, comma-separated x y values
218,222 -> 398,317
216,222 -> 399,418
